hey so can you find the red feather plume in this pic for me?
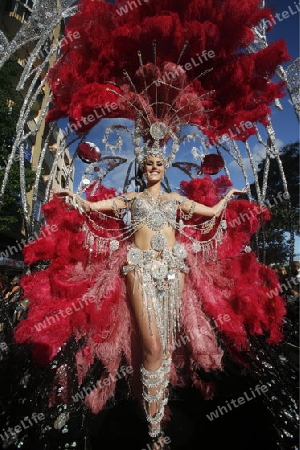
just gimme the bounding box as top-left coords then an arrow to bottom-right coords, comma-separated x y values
46,0 -> 290,142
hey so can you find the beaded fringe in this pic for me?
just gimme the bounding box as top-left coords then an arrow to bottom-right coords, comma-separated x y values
123,244 -> 187,354
140,268 -> 181,355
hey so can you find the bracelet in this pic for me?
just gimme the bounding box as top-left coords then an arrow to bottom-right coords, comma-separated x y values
181,200 -> 196,220
222,192 -> 232,201
71,194 -> 90,213
112,199 -> 122,218
73,194 -> 83,213
220,194 -> 231,210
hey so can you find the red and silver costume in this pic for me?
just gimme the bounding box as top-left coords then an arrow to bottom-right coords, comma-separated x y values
13,0 -> 289,442
14,177 -> 286,416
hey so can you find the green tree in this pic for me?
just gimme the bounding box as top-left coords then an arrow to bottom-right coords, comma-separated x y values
250,141 -> 300,266
0,58 -> 35,234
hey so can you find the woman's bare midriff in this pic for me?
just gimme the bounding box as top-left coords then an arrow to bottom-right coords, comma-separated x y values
133,224 -> 176,250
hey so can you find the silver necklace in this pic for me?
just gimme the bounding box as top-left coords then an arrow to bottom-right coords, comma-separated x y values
144,189 -> 163,204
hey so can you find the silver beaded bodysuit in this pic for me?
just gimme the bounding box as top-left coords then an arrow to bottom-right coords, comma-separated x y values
122,191 -> 188,353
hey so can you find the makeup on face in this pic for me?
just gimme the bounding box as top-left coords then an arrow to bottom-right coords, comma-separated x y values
144,157 -> 165,175
145,156 -> 164,165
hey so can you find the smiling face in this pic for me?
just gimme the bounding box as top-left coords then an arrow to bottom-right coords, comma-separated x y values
143,155 -> 165,183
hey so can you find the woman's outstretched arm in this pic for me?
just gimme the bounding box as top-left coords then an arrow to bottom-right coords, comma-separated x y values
173,187 -> 247,218
51,188 -> 135,213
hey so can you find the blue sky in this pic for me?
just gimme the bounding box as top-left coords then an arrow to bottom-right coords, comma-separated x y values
266,0 -> 299,142
267,0 -> 300,258
59,0 -> 299,195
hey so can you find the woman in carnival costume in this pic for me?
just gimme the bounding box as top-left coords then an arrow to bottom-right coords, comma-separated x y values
14,134 -> 285,449
54,139 -> 246,445
13,0 -> 290,448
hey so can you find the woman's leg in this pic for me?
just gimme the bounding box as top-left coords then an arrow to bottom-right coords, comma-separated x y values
126,269 -> 163,370
126,270 -> 169,441
126,269 -> 185,445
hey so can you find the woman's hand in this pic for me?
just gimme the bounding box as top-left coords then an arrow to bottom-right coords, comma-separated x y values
51,188 -> 71,196
51,188 -> 74,199
51,188 -> 92,213
225,187 -> 247,199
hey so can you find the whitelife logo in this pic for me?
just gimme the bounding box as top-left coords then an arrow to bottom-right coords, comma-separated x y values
0,413 -> 45,442
206,384 -> 269,421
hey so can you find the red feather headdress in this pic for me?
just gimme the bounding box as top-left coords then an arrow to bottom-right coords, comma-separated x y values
46,0 -> 290,160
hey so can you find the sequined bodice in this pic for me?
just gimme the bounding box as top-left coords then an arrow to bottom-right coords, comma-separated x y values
131,195 -> 177,231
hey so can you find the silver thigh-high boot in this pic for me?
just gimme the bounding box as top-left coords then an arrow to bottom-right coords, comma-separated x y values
141,355 -> 172,442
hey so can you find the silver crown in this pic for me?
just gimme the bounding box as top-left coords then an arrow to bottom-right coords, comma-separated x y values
134,121 -> 180,169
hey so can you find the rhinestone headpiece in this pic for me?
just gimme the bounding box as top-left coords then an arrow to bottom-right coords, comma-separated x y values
134,122 -> 180,169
